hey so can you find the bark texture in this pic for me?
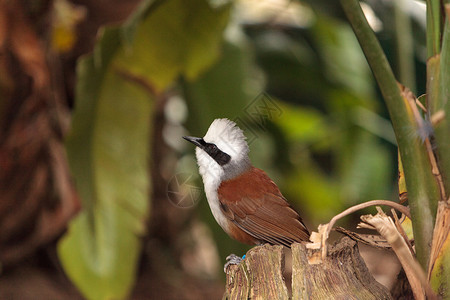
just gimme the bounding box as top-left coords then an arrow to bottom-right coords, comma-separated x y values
224,237 -> 392,300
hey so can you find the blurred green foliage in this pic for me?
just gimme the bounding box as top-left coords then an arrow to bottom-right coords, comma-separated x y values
179,0 -> 405,263
60,0 -> 439,298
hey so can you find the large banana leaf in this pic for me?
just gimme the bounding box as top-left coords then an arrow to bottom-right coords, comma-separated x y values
58,0 -> 230,299
59,25 -> 153,300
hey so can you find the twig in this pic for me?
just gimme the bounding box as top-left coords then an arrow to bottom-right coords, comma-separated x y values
319,200 -> 410,260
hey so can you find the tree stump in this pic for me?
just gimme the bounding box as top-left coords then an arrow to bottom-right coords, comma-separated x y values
224,237 -> 392,299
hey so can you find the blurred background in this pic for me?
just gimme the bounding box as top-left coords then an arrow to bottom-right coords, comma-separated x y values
0,0 -> 426,299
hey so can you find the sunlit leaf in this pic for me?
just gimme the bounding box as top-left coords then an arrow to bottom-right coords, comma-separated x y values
274,101 -> 328,144
429,202 -> 450,296
398,151 -> 408,204
430,235 -> 450,295
401,217 -> 414,241
285,164 -> 341,222
313,14 -> 374,98
116,0 -> 231,93
339,133 -> 392,204
51,0 -> 86,53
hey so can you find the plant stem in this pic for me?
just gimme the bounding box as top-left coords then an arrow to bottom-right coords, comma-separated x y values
394,0 -> 416,93
340,0 -> 441,268
426,0 -> 443,116
426,0 -> 442,58
435,6 -> 450,195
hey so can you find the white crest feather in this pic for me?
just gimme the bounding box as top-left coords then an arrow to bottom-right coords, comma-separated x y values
204,118 -> 249,161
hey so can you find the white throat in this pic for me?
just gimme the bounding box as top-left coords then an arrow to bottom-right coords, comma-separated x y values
193,118 -> 252,229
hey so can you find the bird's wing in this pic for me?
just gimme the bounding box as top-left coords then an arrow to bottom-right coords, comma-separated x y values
217,167 -> 309,247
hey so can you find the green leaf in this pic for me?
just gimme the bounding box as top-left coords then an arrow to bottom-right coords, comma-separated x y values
429,203 -> 450,297
285,163 -> 341,222
313,15 -> 374,98
430,237 -> 450,296
183,38 -> 255,131
59,0 -> 231,298
116,0 -> 231,93
274,102 -> 328,144
339,133 -> 392,204
59,26 -> 153,300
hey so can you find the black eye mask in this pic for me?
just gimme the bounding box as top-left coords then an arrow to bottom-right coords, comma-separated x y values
183,136 -> 231,166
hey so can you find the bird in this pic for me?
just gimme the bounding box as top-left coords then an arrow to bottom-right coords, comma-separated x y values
183,118 -> 310,254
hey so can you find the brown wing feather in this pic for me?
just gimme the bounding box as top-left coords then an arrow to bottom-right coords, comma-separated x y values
218,167 -> 309,247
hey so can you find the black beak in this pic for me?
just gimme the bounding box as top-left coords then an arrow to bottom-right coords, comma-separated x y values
183,136 -> 205,148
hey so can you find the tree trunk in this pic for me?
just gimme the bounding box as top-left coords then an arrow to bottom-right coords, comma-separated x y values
224,237 -> 392,299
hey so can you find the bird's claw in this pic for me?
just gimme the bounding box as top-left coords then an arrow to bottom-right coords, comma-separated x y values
224,254 -> 244,273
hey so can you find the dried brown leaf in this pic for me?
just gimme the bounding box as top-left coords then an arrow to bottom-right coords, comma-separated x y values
360,208 -> 437,300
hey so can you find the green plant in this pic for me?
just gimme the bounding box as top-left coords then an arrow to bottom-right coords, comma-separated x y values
341,0 -> 449,296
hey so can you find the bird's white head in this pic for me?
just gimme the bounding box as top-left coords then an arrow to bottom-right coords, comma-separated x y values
184,118 -> 251,185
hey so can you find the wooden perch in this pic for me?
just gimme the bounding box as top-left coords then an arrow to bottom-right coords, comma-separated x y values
224,244 -> 289,299
224,237 -> 392,299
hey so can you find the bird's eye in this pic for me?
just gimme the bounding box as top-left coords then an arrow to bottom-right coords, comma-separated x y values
203,142 -> 231,166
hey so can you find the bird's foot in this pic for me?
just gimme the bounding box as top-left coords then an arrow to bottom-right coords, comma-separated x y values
224,254 -> 244,273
